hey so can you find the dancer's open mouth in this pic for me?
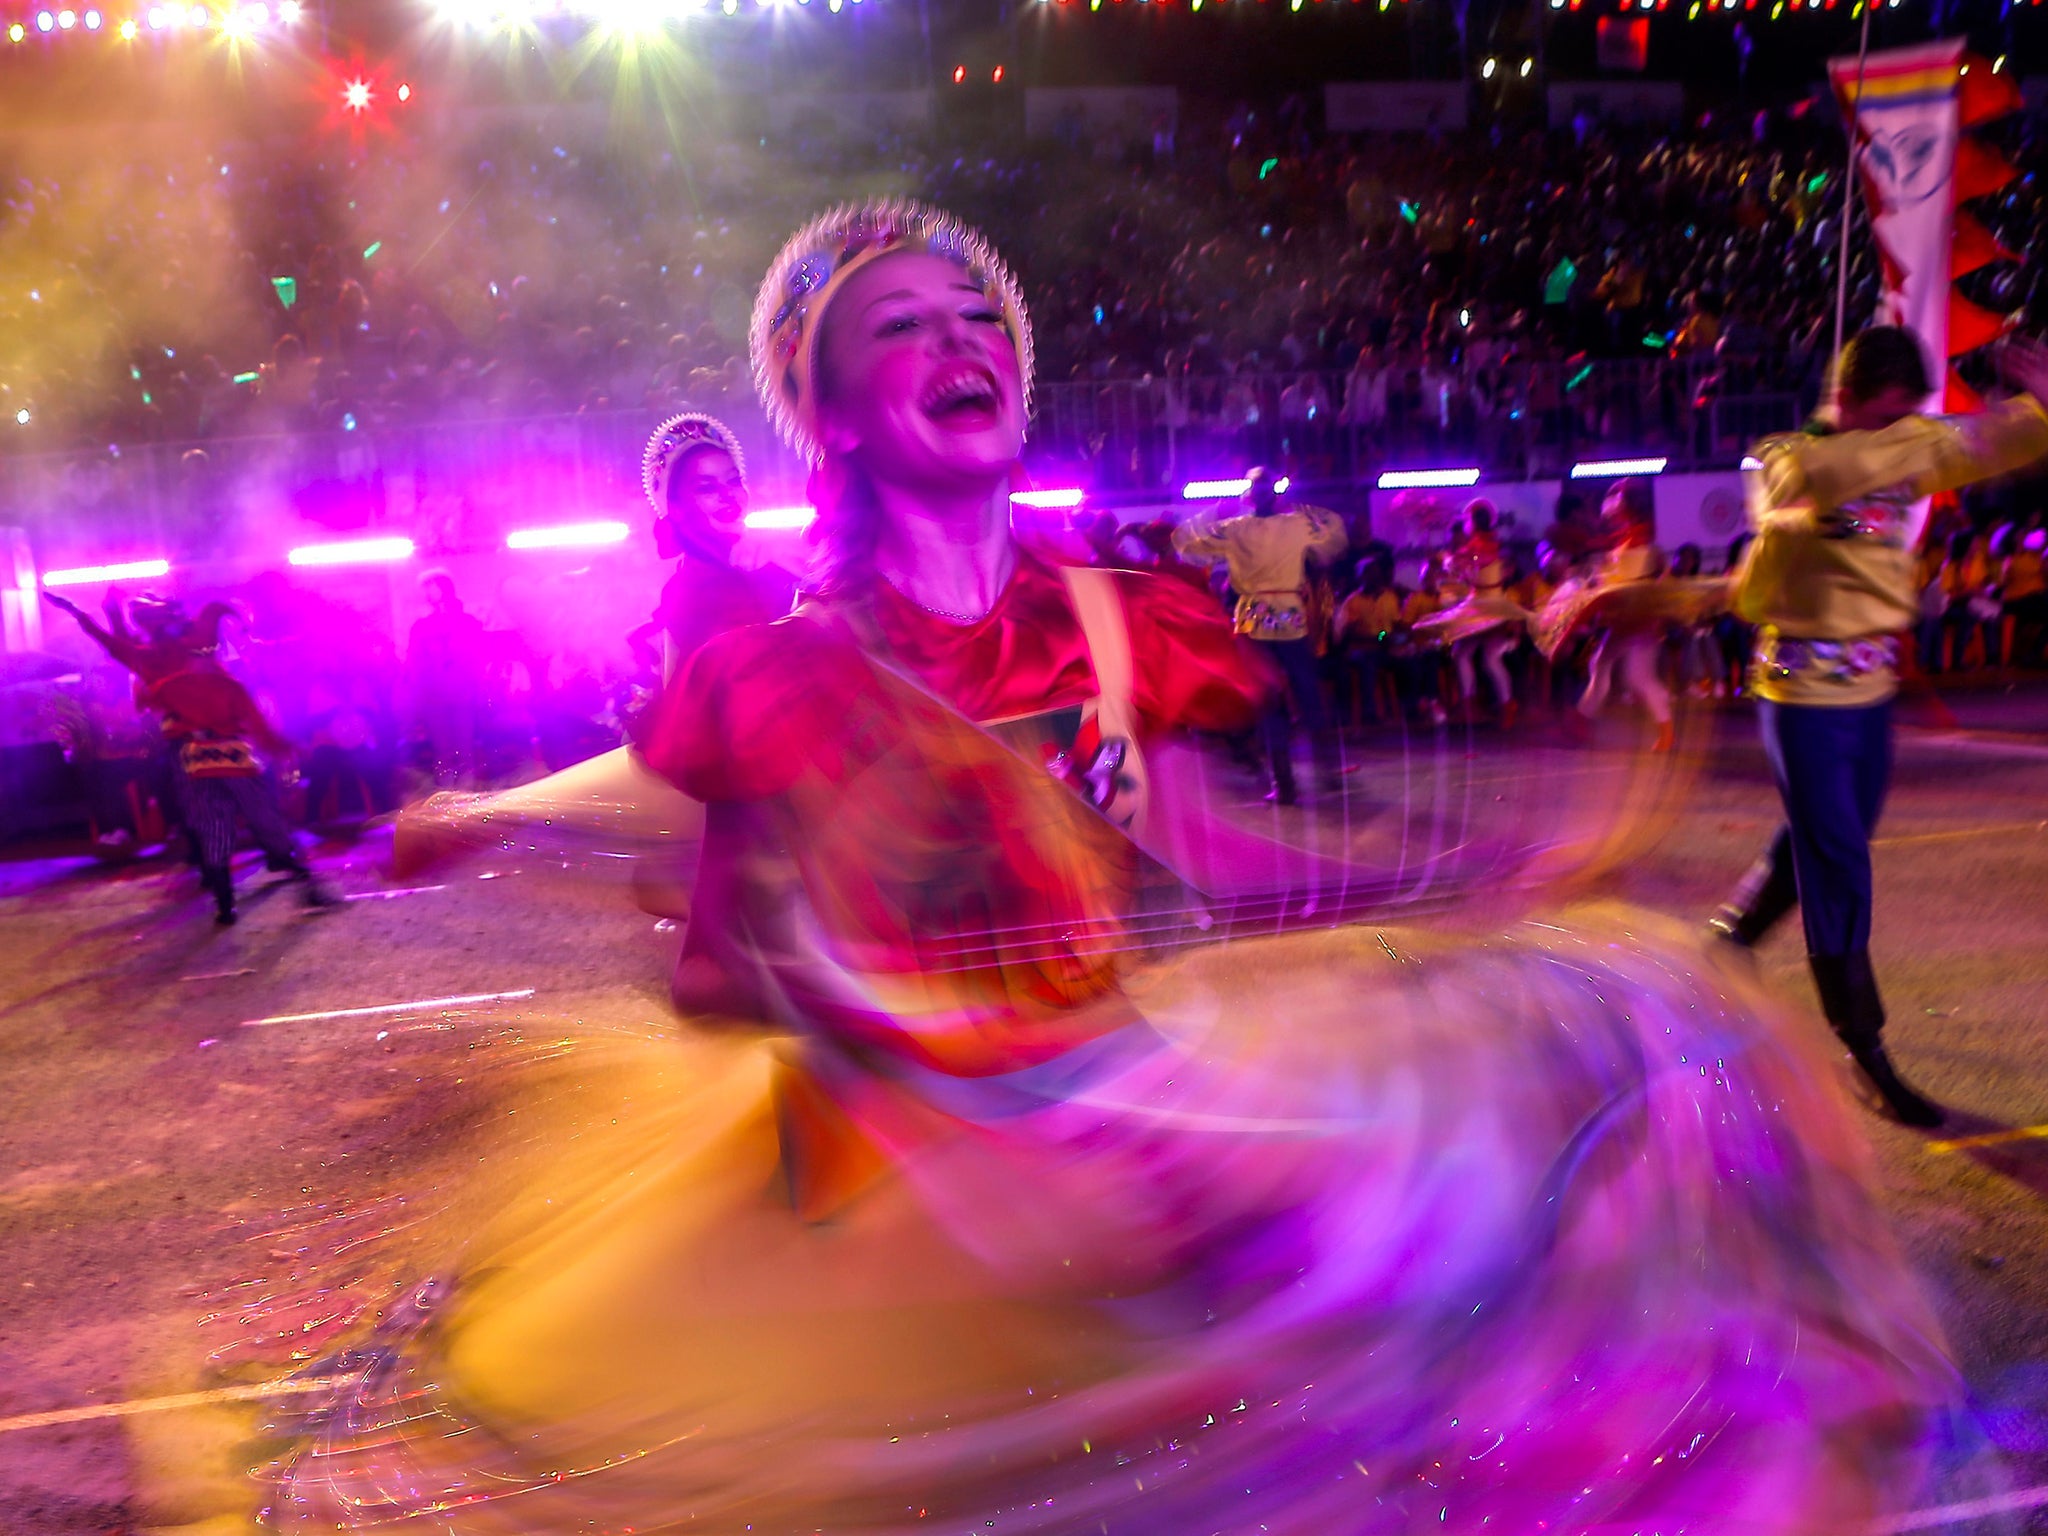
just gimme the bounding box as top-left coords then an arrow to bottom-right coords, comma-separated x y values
920,363 -> 1003,429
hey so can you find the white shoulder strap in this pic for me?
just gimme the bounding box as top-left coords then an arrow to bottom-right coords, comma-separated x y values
1060,565 -> 1150,837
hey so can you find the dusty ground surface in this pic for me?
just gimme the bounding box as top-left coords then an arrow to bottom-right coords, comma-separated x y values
3,681 -> 2047,1534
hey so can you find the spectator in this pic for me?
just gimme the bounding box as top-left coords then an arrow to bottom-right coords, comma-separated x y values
406,570 -> 489,787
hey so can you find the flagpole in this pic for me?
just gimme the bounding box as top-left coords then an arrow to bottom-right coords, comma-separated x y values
1834,2 -> 1876,359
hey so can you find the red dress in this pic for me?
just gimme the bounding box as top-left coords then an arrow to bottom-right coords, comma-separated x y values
635,553 -> 1270,1078
642,551 -> 1265,798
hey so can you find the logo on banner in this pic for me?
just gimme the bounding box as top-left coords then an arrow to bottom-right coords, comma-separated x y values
1862,124 -> 1949,207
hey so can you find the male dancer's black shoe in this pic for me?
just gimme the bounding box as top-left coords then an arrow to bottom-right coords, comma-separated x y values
203,866 -> 238,927
1708,847 -> 1800,949
1809,952 -> 1944,1128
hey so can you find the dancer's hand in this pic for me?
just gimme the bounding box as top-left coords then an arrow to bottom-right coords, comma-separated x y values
1998,337 -> 2048,403
40,590 -> 82,618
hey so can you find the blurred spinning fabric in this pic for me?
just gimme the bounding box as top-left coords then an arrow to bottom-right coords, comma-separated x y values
151,558 -> 1957,1536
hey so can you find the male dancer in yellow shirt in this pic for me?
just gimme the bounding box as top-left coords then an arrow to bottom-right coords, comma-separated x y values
1176,467 -> 1350,803
1710,327 -> 2048,1126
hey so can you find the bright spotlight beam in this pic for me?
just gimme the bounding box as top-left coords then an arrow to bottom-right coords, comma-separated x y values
41,558 -> 172,587
287,537 -> 416,568
1182,478 -> 1253,499
743,506 -> 817,531
1568,457 -> 1669,479
1376,468 -> 1483,489
505,520 -> 631,550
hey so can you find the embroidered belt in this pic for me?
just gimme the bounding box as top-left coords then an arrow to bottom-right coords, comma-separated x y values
1756,633 -> 1899,684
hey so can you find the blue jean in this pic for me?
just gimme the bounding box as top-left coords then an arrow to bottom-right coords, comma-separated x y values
1258,637 -> 1337,793
1748,699 -> 1893,958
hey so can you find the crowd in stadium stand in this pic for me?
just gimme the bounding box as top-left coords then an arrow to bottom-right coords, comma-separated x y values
5,98 -> 2040,457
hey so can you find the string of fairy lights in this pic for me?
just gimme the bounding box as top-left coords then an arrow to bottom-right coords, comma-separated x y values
3,0 -> 1982,53
1,0 -> 879,44
3,0 -> 298,43
1026,0 -> 1944,15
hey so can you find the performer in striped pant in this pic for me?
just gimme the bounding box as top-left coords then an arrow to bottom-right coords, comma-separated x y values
44,588 -> 338,925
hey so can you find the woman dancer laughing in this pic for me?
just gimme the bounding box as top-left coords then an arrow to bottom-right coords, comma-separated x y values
201,203 -> 1959,1536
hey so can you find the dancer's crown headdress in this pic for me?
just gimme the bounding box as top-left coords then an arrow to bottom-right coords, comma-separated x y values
750,198 -> 1034,466
642,412 -> 748,517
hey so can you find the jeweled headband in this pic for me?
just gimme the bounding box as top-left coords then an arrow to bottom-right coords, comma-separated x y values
642,412 -> 749,518
750,198 -> 1035,466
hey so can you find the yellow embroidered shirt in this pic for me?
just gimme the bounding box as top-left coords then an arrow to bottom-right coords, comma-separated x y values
1174,505 -> 1350,643
1733,396 -> 2048,706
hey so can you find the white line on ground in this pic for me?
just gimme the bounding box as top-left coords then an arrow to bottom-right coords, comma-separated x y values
1873,820 -> 2048,849
1924,1123 -> 2048,1156
0,1376 -> 350,1434
1871,1482 -> 2048,1532
239,988 -> 536,1027
343,885 -> 449,902
1901,728 -> 2048,761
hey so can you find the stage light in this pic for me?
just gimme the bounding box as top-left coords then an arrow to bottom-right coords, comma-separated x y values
506,520 -> 631,550
1183,478 -> 1252,499
744,506 -> 817,530
187,4 -> 207,22
278,0 -> 298,15
1569,457 -> 1668,478
84,8 -> 102,25
1376,468 -> 1482,489
146,5 -> 167,25
396,83 -> 411,101
952,63 -> 965,82
288,537 -> 416,568
58,9 -> 76,28
245,2 -> 266,20
1480,56 -> 1496,78
35,11 -> 54,30
722,0 -> 736,13
343,78 -> 372,111
6,21 -> 22,38
1519,57 -> 1532,76
1993,54 -> 2006,71
1273,476 -> 1291,494
13,409 -> 29,425
45,558 -> 174,587
1010,488 -> 1086,508
992,64 -> 1004,82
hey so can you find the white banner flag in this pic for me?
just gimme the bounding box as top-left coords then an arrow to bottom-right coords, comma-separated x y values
1829,40 -> 1964,414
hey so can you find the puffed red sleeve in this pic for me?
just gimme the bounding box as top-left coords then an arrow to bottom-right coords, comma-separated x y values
635,618 -> 879,802
1111,569 -> 1276,735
